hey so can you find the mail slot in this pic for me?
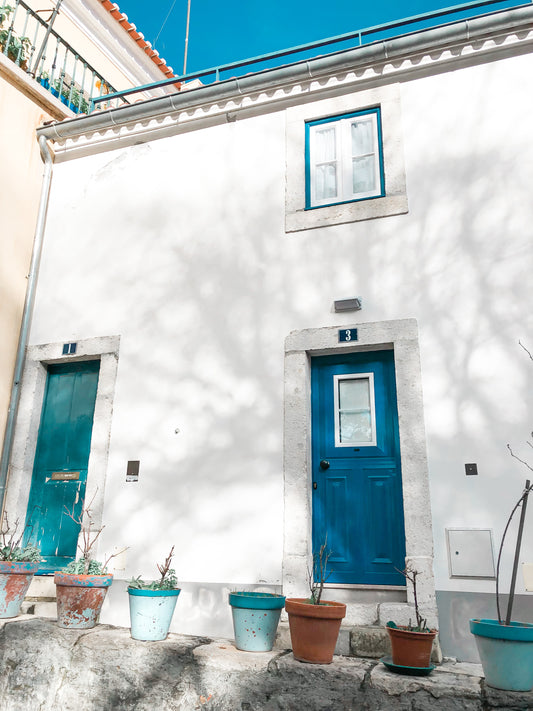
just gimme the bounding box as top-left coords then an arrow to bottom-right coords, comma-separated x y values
51,471 -> 80,481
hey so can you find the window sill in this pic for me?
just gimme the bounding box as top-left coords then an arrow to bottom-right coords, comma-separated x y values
287,193 -> 408,232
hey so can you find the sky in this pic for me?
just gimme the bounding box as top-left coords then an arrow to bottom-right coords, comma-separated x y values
116,0 -> 520,78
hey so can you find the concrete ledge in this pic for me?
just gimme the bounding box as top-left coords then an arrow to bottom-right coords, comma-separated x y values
0,617 -> 531,710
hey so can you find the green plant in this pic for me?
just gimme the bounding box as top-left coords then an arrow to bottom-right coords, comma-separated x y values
0,29 -> 31,67
306,537 -> 331,605
128,546 -> 178,590
0,5 -> 31,71
62,492 -> 126,575
0,4 -> 13,25
53,79 -> 89,113
0,514 -> 40,562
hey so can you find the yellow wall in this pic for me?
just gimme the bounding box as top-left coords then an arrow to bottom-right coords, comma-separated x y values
0,75 -> 50,446
0,1 -> 160,449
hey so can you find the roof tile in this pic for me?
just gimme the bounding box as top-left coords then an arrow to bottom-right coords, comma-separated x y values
99,0 -> 176,79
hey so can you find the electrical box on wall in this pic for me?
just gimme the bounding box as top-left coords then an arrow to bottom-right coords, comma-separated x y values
126,460 -> 139,482
446,528 -> 496,579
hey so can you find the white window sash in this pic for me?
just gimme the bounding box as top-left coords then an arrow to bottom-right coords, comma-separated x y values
309,112 -> 382,208
333,372 -> 377,448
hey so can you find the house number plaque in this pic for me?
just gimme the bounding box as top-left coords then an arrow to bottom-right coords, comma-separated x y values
338,328 -> 358,343
51,471 -> 80,481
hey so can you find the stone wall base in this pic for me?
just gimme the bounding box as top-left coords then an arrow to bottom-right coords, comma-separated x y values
0,617 -> 530,710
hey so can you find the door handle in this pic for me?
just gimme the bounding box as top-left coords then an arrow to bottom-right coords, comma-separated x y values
319,460 -> 330,470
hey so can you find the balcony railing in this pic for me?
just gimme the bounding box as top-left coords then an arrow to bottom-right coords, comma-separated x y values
92,0 -> 531,113
0,0 -> 125,113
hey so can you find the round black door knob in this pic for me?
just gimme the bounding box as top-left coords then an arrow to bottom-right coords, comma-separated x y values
319,460 -> 330,470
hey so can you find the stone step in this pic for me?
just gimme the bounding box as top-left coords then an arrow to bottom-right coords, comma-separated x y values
0,617 -> 512,711
20,601 -> 56,618
26,575 -> 56,599
276,621 -> 441,662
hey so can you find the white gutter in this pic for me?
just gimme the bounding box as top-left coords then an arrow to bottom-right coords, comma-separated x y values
0,136 -> 54,513
37,5 -> 533,145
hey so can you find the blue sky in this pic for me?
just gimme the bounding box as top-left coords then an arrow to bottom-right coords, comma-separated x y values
117,0 -> 520,77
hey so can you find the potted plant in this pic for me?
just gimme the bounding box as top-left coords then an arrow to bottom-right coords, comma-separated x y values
38,70 -> 50,90
470,479 -> 533,691
0,515 -> 41,618
229,590 -> 285,652
127,546 -> 181,641
385,565 -> 437,671
0,6 -> 31,72
54,494 -> 125,629
470,342 -> 533,692
285,539 -> 346,664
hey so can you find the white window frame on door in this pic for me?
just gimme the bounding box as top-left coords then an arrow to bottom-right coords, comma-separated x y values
333,372 -> 377,447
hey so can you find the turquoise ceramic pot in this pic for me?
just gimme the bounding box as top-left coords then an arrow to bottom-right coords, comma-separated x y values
470,618 -> 533,691
128,587 -> 181,641
229,591 -> 285,652
0,561 -> 39,618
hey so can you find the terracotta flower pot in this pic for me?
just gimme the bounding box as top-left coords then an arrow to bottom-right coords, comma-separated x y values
286,597 -> 346,664
54,572 -> 113,629
386,624 -> 437,668
0,561 -> 40,618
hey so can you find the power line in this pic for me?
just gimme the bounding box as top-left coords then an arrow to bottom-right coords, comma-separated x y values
153,0 -> 177,48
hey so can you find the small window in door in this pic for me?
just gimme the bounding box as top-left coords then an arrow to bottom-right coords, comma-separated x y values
333,373 -> 377,447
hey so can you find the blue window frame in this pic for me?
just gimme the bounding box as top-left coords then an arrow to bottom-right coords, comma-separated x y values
305,108 -> 385,209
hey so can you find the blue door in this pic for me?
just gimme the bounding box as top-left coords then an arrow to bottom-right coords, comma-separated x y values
311,350 -> 405,585
24,361 -> 100,573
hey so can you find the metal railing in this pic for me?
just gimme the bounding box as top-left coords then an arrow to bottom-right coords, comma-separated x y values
91,0 -> 531,113
0,0 -> 122,113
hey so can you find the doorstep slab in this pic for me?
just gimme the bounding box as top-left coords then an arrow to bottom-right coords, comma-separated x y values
193,640 -> 282,670
371,661 -> 482,698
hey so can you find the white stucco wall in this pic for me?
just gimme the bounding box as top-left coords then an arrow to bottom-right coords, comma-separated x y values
25,48 -> 533,609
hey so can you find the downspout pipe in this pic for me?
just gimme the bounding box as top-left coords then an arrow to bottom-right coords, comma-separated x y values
0,135 -> 54,515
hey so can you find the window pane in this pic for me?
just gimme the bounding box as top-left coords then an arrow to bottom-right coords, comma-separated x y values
339,411 -> 372,443
352,156 -> 376,194
339,378 -> 370,410
351,119 -> 374,156
315,163 -> 337,200
315,127 -> 336,162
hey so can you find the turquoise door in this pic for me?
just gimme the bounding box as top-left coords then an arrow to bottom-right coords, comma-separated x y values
311,350 -> 405,585
24,361 -> 100,573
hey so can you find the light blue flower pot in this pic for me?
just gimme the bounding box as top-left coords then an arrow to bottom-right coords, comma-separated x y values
470,618 -> 533,691
128,587 -> 181,641
229,591 -> 285,652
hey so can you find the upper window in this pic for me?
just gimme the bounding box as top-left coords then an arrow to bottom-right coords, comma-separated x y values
285,86 -> 407,232
306,109 -> 384,209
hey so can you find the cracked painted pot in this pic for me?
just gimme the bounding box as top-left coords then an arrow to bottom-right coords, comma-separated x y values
54,572 -> 113,629
286,598 -> 346,664
229,591 -> 285,652
128,587 -> 181,641
0,561 -> 40,618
